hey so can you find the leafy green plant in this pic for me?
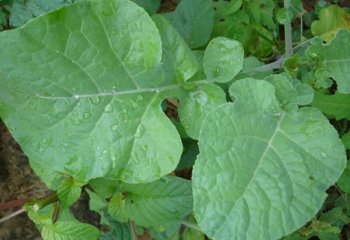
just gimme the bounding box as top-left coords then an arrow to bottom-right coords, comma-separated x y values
0,0 -> 349,239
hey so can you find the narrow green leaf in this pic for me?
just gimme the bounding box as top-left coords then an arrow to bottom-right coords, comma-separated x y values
163,0 -> 214,49
108,176 -> 192,227
203,37 -> 244,83
306,30 -> 350,93
193,79 -> 346,240
312,92 -> 350,120
42,221 -> 100,240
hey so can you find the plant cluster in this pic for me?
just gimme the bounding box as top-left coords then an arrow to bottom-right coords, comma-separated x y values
0,0 -> 349,239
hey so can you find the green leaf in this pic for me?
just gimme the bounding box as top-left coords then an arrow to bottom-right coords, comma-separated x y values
99,213 -> 132,240
311,5 -> 350,42
42,221 -> 100,240
178,83 -> 226,139
131,0 -> 160,14
306,30 -> 350,93
337,162 -> 350,193
85,188 -> 107,213
312,92 -> 350,120
152,14 -> 199,83
176,139 -> 199,170
108,176 -> 192,227
245,0 -> 276,30
0,0 -> 183,184
319,207 -> 350,228
342,132 -> 350,150
9,0 -> 76,28
264,75 -> 298,111
203,37 -> 244,83
57,177 -> 83,208
89,178 -> 118,199
192,78 -> 346,240
163,0 -> 214,49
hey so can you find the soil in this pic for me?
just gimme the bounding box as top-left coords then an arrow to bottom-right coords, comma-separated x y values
0,122 -> 46,240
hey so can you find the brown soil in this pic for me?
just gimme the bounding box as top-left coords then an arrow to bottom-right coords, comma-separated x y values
0,122 -> 46,240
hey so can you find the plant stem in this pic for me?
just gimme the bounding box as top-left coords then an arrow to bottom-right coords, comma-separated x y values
0,208 -> 26,224
32,192 -> 58,211
284,0 -> 293,57
182,220 -> 202,232
129,221 -> 138,240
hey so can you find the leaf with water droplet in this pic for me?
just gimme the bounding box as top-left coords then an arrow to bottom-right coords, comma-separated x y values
203,37 -> 244,82
179,83 -> 226,139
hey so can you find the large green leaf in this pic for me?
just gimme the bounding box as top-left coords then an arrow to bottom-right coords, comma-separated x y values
306,30 -> 350,93
192,78 -> 346,240
108,176 -> 192,227
0,0 -> 184,184
312,92 -> 350,120
163,0 -> 214,49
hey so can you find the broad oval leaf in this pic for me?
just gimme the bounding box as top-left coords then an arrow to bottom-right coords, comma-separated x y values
192,79 -> 346,240
0,0 -> 182,184
108,176 -> 193,227
203,37 -> 244,83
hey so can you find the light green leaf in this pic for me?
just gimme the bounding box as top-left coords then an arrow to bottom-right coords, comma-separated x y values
178,83 -> 226,139
193,79 -> 346,240
264,75 -> 298,111
312,92 -> 350,120
337,162 -> 350,193
131,0 -> 160,14
108,176 -> 192,227
203,37 -> 244,83
57,177 -> 84,208
10,0 -> 76,28
152,14 -> 199,83
42,221 -> 100,240
306,30 -> 350,93
0,0 -> 183,184
311,5 -> 350,42
85,188 -> 107,213
89,178 -> 118,199
163,0 -> 214,49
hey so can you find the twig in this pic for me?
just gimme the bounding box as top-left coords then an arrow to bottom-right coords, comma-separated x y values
0,208 -> 26,224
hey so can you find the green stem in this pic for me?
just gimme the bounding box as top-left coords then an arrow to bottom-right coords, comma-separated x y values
284,0 -> 293,57
182,220 -> 202,232
31,192 -> 58,211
